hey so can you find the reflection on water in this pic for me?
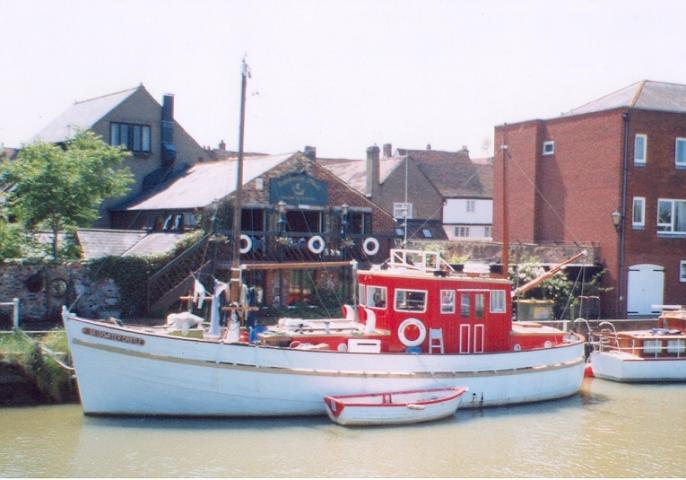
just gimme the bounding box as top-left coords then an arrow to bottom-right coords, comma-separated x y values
1,379 -> 685,477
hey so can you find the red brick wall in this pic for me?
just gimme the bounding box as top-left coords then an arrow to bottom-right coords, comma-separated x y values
624,110 -> 686,308
494,107 -> 686,316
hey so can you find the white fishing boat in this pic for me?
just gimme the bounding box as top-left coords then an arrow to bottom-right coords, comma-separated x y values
587,307 -> 686,382
61,60 -> 586,417
324,386 -> 468,426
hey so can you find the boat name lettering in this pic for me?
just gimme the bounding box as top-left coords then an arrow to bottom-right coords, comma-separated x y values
82,327 -> 145,346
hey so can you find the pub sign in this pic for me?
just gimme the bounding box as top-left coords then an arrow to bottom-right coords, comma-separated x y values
269,173 -> 328,206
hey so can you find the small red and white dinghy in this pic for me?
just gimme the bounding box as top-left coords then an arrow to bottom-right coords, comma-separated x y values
324,386 -> 468,426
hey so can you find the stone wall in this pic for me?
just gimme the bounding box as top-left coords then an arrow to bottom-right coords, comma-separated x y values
0,263 -> 121,327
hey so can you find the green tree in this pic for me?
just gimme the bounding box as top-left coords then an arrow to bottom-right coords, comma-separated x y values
2,131 -> 133,259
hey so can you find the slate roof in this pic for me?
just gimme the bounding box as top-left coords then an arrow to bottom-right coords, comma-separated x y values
319,156 -> 404,193
33,86 -> 140,143
566,80 -> 686,116
76,228 -> 191,259
124,153 -> 295,211
397,148 -> 493,199
402,219 -> 449,241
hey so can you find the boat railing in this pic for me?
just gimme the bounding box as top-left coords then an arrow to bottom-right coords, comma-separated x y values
388,249 -> 454,274
585,321 -> 686,358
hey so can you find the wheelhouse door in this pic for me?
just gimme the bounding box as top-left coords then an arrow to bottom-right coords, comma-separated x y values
458,290 -> 487,354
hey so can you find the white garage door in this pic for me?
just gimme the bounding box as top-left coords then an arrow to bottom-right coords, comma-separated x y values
627,264 -> 664,315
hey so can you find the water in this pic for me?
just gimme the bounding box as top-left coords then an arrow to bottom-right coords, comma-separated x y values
1,378 -> 684,478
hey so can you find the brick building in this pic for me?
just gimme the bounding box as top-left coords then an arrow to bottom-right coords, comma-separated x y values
494,80 -> 686,317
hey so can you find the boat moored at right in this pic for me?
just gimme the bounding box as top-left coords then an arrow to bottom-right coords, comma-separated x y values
588,306 -> 686,382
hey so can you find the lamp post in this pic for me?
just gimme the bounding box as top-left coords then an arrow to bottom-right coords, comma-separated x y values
611,209 -> 622,232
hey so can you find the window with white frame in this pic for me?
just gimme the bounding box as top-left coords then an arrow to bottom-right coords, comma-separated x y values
542,141 -> 555,155
632,197 -> 645,228
634,134 -> 647,165
484,226 -> 493,238
440,290 -> 455,314
366,285 -> 387,309
680,260 -> 686,283
393,202 -> 413,219
454,226 -> 470,238
394,289 -> 427,312
466,200 -> 476,212
110,122 -> 151,153
676,138 -> 686,168
490,290 -> 506,313
657,199 -> 686,234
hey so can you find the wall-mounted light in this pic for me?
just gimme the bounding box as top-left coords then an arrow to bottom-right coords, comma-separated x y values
611,209 -> 622,232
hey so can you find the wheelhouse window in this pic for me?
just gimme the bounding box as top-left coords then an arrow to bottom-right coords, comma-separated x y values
490,290 -> 506,313
366,286 -> 387,309
634,134 -> 647,165
358,284 -> 366,305
657,199 -> 686,234
394,289 -> 427,312
440,290 -> 455,314
632,197 -> 645,229
475,294 -> 484,319
676,138 -> 686,168
110,122 -> 151,153
542,141 -> 555,156
393,202 -> 413,219
460,294 -> 470,318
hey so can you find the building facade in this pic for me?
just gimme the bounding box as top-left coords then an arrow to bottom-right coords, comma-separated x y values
33,85 -> 209,227
494,80 -> 686,317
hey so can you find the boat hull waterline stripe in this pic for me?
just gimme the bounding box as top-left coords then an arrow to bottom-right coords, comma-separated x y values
72,338 -> 585,379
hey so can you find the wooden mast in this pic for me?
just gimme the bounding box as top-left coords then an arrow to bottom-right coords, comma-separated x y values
501,140 -> 509,279
229,59 -> 249,305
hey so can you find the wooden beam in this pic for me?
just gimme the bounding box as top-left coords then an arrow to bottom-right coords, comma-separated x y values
242,261 -> 353,271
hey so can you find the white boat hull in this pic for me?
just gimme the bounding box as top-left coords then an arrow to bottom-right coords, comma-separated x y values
324,388 -> 466,426
590,351 -> 686,382
64,313 -> 585,416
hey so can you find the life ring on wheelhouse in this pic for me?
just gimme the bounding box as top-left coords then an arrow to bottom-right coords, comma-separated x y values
362,237 -> 380,256
397,318 -> 427,348
239,234 -> 252,253
307,235 -> 325,254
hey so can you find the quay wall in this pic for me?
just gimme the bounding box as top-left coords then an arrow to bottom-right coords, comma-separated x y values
0,263 -> 121,328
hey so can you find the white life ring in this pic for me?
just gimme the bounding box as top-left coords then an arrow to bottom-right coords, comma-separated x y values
239,234 -> 252,254
397,318 -> 427,348
362,237 -> 380,256
307,235 -> 325,254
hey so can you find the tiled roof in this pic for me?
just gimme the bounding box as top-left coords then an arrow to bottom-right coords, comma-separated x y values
397,148 -> 492,198
566,80 -> 686,116
319,156 -> 404,193
33,86 -> 140,143
124,153 -> 295,211
76,228 -> 191,259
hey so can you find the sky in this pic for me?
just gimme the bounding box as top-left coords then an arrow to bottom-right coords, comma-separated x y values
3,0 -> 686,159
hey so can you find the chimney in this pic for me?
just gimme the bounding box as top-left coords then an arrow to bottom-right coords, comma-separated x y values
219,140 -> 226,151
382,143 -> 392,158
303,145 -> 317,161
426,143 -> 432,150
461,145 -> 469,154
366,145 -> 380,198
161,94 -> 176,168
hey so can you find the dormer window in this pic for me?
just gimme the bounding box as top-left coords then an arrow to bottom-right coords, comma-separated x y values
542,141 -> 555,156
110,122 -> 151,153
